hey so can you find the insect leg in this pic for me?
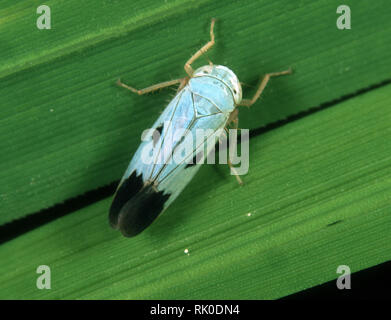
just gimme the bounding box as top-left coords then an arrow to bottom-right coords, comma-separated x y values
116,77 -> 188,95
227,108 -> 239,129
228,159 -> 244,185
175,77 -> 188,93
239,68 -> 292,107
184,19 -> 216,76
223,125 -> 244,186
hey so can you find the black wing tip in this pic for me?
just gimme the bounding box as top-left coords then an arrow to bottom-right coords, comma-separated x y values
117,186 -> 170,237
109,171 -> 144,229
109,172 -> 171,237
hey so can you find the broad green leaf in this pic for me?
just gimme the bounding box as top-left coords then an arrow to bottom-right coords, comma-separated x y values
1,0 -> 391,224
1,84 -> 390,299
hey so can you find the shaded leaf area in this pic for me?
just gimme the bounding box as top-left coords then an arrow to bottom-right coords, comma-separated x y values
1,0 -> 391,224
1,84 -> 390,299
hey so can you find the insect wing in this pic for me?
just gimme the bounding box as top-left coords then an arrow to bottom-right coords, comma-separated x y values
110,77 -> 233,237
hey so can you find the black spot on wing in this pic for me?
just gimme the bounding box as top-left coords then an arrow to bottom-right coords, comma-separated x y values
117,186 -> 171,237
109,171 -> 143,229
185,162 -> 196,169
185,151 -> 204,168
156,123 -> 163,135
153,124 -> 164,147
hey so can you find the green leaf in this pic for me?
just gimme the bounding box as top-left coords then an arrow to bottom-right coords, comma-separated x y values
1,0 -> 391,224
1,84 -> 390,299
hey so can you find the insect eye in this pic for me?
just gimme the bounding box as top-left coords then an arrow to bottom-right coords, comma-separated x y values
233,89 -> 237,94
203,70 -> 209,74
